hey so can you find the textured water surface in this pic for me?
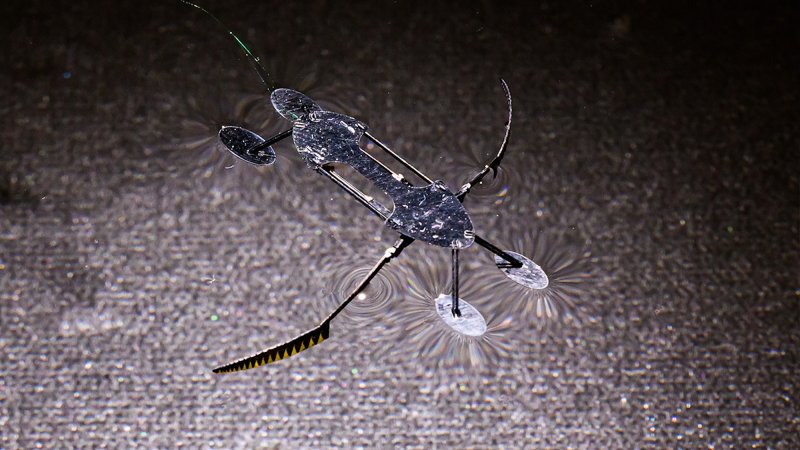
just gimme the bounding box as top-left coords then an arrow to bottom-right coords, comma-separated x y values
1,0 -> 798,448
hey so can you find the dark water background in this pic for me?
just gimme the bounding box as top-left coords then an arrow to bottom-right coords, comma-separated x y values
1,0 -> 798,447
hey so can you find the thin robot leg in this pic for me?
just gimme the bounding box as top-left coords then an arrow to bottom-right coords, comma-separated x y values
212,236 -> 415,373
365,82 -> 523,269
219,127 -> 293,166
450,248 -> 461,317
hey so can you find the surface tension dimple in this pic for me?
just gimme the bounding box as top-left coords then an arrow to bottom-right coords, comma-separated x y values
435,294 -> 487,336
495,251 -> 549,289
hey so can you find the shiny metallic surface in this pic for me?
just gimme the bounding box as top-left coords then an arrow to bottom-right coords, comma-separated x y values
279,89 -> 476,248
271,88 -> 324,123
1,0 -> 797,448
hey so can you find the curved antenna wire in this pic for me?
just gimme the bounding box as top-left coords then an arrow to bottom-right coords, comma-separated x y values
456,79 -> 513,200
180,0 -> 274,92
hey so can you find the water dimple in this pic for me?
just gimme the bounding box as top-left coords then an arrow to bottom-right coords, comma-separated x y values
314,264 -> 401,327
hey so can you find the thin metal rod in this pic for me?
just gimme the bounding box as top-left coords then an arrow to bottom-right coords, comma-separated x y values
354,139 -> 413,187
451,248 -> 461,317
317,166 -> 392,219
248,128 -> 293,155
325,235 -> 415,323
473,234 -> 523,268
364,131 -> 434,184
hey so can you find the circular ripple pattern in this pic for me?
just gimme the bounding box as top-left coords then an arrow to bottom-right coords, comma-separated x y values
167,91 -> 288,188
483,230 -> 594,332
4,1 -> 797,447
495,251 -> 550,290
314,264 -> 402,328
452,151 -> 516,200
383,249 -> 515,369
165,51 -> 351,192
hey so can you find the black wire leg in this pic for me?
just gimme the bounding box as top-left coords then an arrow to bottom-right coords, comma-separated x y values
456,79 -> 513,201
472,234 -> 523,268
212,235 -> 415,373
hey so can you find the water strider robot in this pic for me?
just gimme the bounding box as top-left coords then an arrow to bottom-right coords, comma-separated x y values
179,1 -> 549,373
212,85 -> 549,373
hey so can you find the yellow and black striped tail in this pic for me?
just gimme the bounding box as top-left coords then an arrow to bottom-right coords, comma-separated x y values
212,321 -> 331,374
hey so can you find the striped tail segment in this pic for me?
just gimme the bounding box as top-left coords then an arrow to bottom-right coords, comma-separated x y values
212,321 -> 331,374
